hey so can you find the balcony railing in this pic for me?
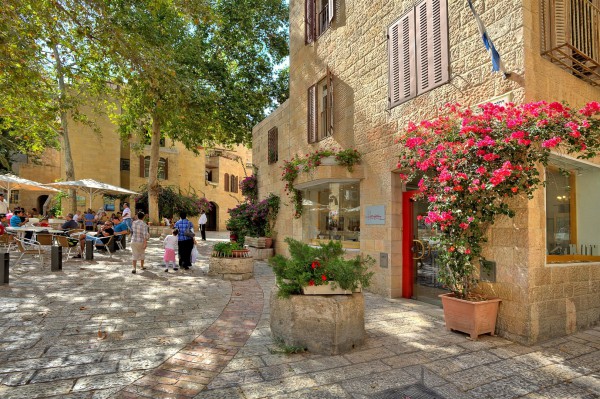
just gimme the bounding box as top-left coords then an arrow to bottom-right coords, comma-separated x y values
541,0 -> 600,86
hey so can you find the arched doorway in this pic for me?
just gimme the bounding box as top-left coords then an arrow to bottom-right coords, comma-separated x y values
207,202 -> 218,231
37,195 -> 49,216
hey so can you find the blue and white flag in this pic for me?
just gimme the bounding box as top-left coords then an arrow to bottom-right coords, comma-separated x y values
467,0 -> 507,75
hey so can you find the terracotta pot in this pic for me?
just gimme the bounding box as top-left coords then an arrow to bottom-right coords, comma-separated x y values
439,293 -> 501,340
264,237 -> 273,248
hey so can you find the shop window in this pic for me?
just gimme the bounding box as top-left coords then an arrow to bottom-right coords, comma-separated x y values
302,182 -> 360,249
546,157 -> 600,263
306,0 -> 336,43
387,0 -> 449,108
307,69 -> 334,143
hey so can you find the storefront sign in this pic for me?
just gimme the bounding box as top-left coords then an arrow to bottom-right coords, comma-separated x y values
365,205 -> 385,225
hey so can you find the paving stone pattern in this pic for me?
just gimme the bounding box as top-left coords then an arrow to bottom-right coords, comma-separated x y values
0,235 -> 599,398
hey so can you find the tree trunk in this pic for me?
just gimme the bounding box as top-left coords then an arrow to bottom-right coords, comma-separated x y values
53,44 -> 77,213
148,113 -> 161,224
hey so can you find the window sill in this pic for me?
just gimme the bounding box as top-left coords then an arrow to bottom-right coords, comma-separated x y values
546,255 -> 600,266
310,238 -> 360,250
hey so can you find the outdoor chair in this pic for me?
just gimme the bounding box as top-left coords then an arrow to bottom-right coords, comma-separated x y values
0,233 -> 17,252
115,231 -> 128,251
35,233 -> 54,248
13,236 -> 49,267
54,235 -> 80,260
94,235 -> 115,258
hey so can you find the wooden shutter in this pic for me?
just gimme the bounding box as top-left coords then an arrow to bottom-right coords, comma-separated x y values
328,0 -> 335,25
327,67 -> 334,136
415,0 -> 449,94
305,0 -> 315,44
268,127 -> 278,164
224,174 -> 229,192
388,11 -> 416,108
163,158 -> 168,180
139,155 -> 145,178
307,84 -> 317,143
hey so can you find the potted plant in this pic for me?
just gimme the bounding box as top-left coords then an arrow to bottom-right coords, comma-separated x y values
268,237 -> 374,354
270,237 -> 374,297
209,241 -> 253,280
396,101 -> 600,339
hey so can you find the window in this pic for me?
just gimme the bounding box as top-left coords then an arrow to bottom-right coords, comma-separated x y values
140,156 -> 168,179
268,127 -> 278,164
388,0 -> 449,108
120,158 -> 130,171
302,182 -> 360,249
306,0 -> 336,43
541,0 -> 600,86
224,173 -> 230,192
308,68 -> 334,143
546,157 -> 600,263
10,190 -> 19,205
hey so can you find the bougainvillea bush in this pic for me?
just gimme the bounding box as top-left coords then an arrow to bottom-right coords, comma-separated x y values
396,101 -> 600,299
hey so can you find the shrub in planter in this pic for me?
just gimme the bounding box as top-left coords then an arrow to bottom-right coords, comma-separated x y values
269,237 -> 374,297
212,241 -> 243,257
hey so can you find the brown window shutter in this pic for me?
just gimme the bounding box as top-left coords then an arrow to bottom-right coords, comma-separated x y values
305,0 -> 315,44
388,10 -> 416,108
328,0 -> 335,25
307,84 -> 317,143
224,173 -> 229,192
415,0 -> 449,94
327,67 -> 334,136
268,127 -> 278,164
139,155 -> 145,178
164,158 -> 168,180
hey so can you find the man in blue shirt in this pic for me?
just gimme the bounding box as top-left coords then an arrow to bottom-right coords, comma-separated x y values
112,216 -> 129,251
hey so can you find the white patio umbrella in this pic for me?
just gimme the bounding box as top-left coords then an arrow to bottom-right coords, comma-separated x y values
0,174 -> 60,209
44,179 -> 139,209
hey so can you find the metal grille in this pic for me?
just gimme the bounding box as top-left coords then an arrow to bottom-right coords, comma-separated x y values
371,383 -> 447,399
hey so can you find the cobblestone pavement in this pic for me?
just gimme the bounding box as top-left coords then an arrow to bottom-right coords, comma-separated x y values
0,234 -> 598,399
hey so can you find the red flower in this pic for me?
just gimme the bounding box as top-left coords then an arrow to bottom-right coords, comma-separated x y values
311,260 -> 320,269
309,280 -> 315,286
321,274 -> 327,281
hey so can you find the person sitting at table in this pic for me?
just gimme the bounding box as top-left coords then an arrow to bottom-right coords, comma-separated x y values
61,213 -> 79,231
73,221 -> 115,257
112,216 -> 129,250
10,209 -> 28,227
0,214 -> 6,235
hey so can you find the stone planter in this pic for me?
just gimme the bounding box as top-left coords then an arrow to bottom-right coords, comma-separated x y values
302,282 -> 362,295
270,289 -> 365,355
208,256 -> 254,280
245,236 -> 266,248
439,293 -> 501,340
320,155 -> 337,166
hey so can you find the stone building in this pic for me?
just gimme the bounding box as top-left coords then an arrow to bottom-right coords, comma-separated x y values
253,0 -> 600,344
10,106 -> 251,231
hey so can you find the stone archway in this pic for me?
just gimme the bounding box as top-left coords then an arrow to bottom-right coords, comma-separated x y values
207,202 -> 218,231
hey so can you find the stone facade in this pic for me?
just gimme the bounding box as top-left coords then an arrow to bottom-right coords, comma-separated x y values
253,0 -> 600,344
11,106 -> 251,231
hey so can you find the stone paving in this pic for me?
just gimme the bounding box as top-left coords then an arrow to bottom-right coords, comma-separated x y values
0,234 -> 598,398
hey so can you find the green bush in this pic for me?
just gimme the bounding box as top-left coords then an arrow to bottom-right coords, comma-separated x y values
269,238 -> 374,297
213,241 -> 243,257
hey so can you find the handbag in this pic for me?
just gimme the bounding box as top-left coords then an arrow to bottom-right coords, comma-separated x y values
184,229 -> 195,238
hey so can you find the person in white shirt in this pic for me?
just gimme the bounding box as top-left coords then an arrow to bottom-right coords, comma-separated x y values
163,228 -> 179,272
0,193 -> 8,214
199,211 -> 207,241
122,202 -> 132,231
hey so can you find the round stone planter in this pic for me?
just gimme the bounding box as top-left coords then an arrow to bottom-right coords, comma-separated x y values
208,256 -> 254,280
270,289 -> 365,355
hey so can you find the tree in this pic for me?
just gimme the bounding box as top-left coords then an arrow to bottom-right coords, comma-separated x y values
101,0 -> 289,223
1,1 -> 123,211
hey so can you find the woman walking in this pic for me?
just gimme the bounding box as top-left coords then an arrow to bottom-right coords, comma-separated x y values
130,211 -> 150,274
174,211 -> 194,269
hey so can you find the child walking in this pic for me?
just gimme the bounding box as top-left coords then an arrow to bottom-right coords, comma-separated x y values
164,229 -> 179,272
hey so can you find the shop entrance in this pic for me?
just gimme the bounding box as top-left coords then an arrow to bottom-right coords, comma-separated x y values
402,191 -> 447,306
